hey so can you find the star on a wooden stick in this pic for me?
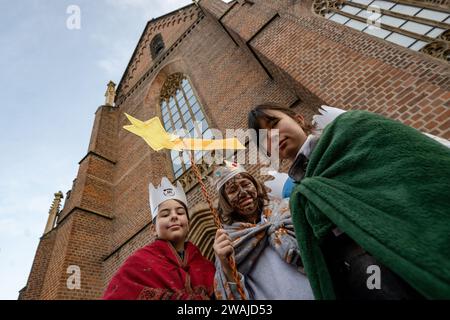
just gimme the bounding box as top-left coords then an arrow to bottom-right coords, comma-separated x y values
123,113 -> 246,151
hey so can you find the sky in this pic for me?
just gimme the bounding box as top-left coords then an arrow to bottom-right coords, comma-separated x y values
0,0 -> 192,300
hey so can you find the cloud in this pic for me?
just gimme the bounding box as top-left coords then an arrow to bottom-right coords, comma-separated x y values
0,218 -> 26,238
97,51 -> 131,79
91,32 -> 136,80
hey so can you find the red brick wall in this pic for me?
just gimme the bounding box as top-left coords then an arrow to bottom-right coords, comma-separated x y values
107,0 -> 449,297
87,106 -> 119,161
55,211 -> 111,299
59,106 -> 117,223
200,0 -> 449,139
106,5 -> 299,259
206,0 -> 449,138
19,231 -> 57,300
22,0 -> 449,299
38,214 -> 74,299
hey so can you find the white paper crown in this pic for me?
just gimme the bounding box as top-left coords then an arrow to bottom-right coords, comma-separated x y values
210,160 -> 247,191
312,105 -> 347,131
149,177 -> 188,222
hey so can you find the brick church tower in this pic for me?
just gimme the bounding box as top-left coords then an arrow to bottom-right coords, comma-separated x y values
19,0 -> 449,299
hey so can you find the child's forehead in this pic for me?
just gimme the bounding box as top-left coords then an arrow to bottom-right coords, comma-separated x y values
158,199 -> 184,211
225,174 -> 253,187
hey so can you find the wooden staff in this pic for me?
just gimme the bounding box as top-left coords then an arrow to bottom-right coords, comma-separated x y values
188,151 -> 247,300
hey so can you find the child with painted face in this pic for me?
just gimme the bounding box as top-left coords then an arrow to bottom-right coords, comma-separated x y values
212,161 -> 314,300
248,104 -> 450,300
103,177 -> 215,300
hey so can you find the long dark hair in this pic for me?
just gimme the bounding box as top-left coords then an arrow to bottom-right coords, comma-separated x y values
248,103 -> 314,145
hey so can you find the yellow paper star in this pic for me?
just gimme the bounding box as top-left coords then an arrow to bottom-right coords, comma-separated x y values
123,113 -> 246,151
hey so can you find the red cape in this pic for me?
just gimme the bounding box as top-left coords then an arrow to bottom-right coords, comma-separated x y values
103,240 -> 215,300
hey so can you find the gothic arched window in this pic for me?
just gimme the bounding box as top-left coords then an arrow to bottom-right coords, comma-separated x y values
159,73 -> 212,178
313,0 -> 450,62
150,34 -> 165,59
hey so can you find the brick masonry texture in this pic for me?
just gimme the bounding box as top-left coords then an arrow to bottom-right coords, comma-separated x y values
20,0 -> 449,299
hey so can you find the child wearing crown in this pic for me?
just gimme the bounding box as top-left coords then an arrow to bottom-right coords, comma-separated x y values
212,161 -> 314,300
103,177 -> 215,300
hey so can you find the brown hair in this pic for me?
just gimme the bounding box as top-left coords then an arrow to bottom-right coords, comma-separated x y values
217,172 -> 269,225
248,103 -> 314,145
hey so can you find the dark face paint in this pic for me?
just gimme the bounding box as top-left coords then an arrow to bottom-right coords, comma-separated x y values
224,175 -> 259,219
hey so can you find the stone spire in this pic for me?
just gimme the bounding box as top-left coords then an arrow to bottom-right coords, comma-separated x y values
43,191 -> 64,235
104,81 -> 116,107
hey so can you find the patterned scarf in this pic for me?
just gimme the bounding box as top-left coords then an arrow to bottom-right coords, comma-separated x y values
214,198 -> 302,299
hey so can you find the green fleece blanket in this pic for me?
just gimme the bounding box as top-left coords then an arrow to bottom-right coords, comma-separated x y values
290,110 -> 450,300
